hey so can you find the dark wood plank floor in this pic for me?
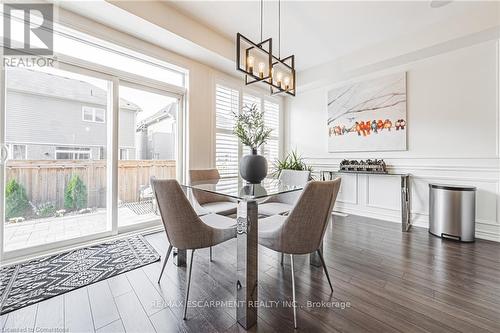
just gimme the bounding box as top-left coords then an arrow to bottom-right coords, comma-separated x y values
2,215 -> 500,332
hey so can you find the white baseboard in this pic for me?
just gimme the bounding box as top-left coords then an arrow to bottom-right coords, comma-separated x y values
334,206 -> 500,242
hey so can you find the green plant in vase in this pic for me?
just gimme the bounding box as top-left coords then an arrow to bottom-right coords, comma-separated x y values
233,103 -> 273,183
272,149 -> 313,179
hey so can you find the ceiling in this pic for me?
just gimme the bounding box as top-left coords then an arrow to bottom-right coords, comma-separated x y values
165,0 -> 486,71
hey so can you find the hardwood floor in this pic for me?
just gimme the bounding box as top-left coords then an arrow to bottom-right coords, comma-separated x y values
2,215 -> 500,332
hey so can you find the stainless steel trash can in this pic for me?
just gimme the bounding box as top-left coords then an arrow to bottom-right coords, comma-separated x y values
429,184 -> 476,242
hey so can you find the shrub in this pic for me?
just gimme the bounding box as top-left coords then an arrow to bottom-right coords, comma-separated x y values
64,175 -> 88,211
6,179 -> 30,219
34,202 -> 56,218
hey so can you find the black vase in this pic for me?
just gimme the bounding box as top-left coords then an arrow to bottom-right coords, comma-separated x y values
239,148 -> 268,184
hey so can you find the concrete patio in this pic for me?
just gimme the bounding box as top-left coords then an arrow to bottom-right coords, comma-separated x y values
4,205 -> 160,251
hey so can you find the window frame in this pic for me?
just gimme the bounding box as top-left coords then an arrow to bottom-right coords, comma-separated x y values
262,99 -> 281,168
55,146 -> 93,160
214,79 -> 283,178
119,148 -> 130,160
0,23 -> 188,262
215,84 -> 240,178
8,144 -> 27,160
82,106 -> 106,123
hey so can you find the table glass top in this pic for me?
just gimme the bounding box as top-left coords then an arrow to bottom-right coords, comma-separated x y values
181,177 -> 303,200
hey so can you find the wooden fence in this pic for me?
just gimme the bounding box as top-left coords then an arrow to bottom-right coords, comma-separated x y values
6,160 -> 176,209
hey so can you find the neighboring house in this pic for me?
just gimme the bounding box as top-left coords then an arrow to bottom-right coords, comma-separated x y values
136,103 -> 177,160
5,68 -> 141,161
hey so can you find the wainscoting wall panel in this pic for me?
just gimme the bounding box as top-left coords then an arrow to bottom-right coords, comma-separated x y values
312,158 -> 500,242
288,41 -> 500,242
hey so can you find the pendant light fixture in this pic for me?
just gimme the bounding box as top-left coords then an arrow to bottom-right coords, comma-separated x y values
236,0 -> 296,96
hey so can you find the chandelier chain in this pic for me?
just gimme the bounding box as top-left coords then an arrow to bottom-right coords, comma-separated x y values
278,0 -> 281,59
260,0 -> 263,41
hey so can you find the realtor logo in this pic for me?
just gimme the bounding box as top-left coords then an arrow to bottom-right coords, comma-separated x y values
3,3 -> 53,55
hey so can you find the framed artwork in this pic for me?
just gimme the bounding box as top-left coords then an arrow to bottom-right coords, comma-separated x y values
327,72 -> 407,152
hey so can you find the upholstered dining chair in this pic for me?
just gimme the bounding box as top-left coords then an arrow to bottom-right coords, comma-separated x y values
189,169 -> 238,260
189,169 -> 237,216
258,169 -> 311,217
258,178 -> 341,328
152,179 -> 237,320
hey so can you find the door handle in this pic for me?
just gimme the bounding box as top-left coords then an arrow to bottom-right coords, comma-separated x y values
1,145 -> 8,162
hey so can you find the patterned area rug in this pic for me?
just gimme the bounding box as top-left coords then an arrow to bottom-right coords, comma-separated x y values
122,200 -> 156,215
0,235 -> 160,315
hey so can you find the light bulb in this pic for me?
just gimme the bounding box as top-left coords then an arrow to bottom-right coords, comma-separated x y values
276,72 -> 283,87
246,56 -> 254,73
247,55 -> 254,66
284,76 -> 290,90
258,62 -> 265,79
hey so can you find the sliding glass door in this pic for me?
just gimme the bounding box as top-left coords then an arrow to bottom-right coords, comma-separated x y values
117,83 -> 180,229
1,64 -> 185,261
2,65 -> 113,253
0,12 -> 188,261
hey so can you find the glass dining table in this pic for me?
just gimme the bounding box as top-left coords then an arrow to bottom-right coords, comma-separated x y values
178,177 -> 304,329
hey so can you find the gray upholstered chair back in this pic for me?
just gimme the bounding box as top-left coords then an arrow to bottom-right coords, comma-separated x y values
189,169 -> 231,204
277,169 -> 311,205
152,179 -> 223,250
280,179 -> 341,254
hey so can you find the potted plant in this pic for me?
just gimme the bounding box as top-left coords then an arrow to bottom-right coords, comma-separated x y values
271,149 -> 313,179
233,103 -> 273,183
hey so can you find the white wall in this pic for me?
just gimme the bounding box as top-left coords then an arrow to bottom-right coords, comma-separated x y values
57,6 -> 286,178
287,40 -> 500,241
56,7 -> 280,173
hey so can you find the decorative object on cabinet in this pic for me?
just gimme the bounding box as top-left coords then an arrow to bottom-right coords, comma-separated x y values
339,159 -> 387,173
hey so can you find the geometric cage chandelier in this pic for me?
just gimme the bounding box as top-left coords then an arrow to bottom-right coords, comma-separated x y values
236,0 -> 296,96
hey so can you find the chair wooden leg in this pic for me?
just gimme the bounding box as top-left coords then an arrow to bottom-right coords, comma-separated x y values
317,249 -> 333,293
183,249 -> 195,320
210,246 -> 213,262
280,252 -> 284,266
157,245 -> 173,284
290,254 -> 297,329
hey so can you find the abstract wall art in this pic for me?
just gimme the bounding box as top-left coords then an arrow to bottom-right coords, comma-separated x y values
327,72 -> 407,152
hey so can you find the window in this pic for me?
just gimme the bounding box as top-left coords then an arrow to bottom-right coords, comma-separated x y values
2,15 -> 186,257
82,107 -> 106,123
215,84 -> 239,178
243,94 -> 280,165
3,10 -> 185,87
242,94 -> 261,156
117,84 -> 179,228
119,148 -> 129,160
55,147 -> 92,160
215,85 -> 281,178
263,100 -> 280,166
53,26 -> 185,87
243,94 -> 261,110
98,147 -> 105,160
4,65 -> 110,253
8,144 -> 27,160
95,109 -> 105,123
